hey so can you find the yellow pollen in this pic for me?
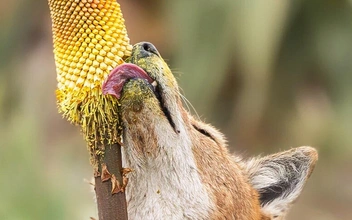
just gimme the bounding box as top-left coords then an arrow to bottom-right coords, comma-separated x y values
48,0 -> 132,165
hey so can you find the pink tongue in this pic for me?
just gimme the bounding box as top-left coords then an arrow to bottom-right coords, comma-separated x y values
102,63 -> 153,99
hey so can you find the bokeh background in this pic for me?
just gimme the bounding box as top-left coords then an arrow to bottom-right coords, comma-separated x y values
1,0 -> 352,219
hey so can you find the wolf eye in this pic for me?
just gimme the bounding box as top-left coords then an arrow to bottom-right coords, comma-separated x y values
192,124 -> 217,143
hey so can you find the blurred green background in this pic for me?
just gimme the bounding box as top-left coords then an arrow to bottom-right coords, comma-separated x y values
1,0 -> 351,219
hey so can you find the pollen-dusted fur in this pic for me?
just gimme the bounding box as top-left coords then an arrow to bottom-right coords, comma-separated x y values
111,42 -> 318,219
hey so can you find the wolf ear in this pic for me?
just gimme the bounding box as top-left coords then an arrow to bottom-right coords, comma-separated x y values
244,146 -> 318,218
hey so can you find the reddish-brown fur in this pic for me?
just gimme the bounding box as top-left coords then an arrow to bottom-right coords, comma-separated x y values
107,42 -> 317,220
182,106 -> 268,219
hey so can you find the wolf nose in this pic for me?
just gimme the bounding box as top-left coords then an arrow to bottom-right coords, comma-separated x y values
139,42 -> 160,57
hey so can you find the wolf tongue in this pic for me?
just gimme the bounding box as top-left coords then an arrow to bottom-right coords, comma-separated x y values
102,63 -> 153,99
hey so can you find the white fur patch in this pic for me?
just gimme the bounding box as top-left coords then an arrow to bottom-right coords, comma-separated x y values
122,108 -> 212,219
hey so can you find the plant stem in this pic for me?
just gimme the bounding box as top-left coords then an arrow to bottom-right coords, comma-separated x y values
95,143 -> 128,220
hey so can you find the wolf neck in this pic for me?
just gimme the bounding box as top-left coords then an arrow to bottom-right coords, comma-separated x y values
121,104 -> 212,219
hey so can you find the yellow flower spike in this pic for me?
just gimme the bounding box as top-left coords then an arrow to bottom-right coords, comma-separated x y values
48,0 -> 131,166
